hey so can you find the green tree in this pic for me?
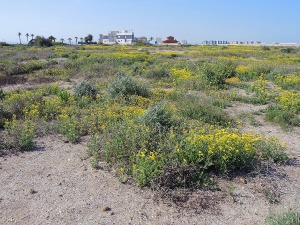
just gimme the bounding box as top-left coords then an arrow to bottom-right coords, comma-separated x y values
80,37 -> 83,45
48,35 -> 56,42
60,38 -> 65,43
68,38 -> 72,44
84,34 -> 93,44
75,37 -> 78,45
18,32 -> 22,44
35,36 -> 53,47
31,34 -> 34,40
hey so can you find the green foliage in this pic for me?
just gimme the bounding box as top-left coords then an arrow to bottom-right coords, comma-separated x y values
280,47 -> 296,54
265,105 -> 300,128
57,116 -> 81,143
4,116 -> 35,151
107,71 -> 149,98
84,34 -> 93,44
74,80 -> 97,100
267,210 -> 300,225
103,115 -> 287,187
87,135 -> 101,169
139,103 -> 174,129
34,36 -> 53,47
0,42 -> 10,46
2,60 -> 44,76
145,67 -> 170,80
202,61 -> 236,87
255,136 -> 288,164
177,94 -> 233,127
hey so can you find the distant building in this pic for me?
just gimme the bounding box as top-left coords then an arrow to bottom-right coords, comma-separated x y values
162,36 -> 179,45
180,40 -> 188,45
202,40 -> 228,45
149,37 -> 162,45
135,36 -> 148,44
99,30 -> 134,45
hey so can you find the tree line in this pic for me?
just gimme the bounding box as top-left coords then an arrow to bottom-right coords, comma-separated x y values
17,32 -> 95,46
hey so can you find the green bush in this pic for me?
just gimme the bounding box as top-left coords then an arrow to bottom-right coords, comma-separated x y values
177,94 -> 233,127
202,61 -> 236,87
145,67 -> 170,80
265,105 -> 300,128
281,47 -> 296,54
140,103 -> 174,129
255,136 -> 288,164
107,71 -> 149,98
4,116 -> 35,151
74,80 -> 97,99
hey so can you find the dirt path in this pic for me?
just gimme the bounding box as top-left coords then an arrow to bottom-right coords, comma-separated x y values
1,130 -> 300,225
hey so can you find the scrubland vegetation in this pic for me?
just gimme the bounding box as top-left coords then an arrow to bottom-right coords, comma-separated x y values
1,44 -> 300,221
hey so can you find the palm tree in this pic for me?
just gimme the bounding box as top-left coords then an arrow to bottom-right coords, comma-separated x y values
25,33 -> 29,43
18,32 -> 22,44
80,37 -> 83,45
31,34 -> 34,40
60,38 -> 65,43
75,37 -> 78,45
68,38 -> 72,45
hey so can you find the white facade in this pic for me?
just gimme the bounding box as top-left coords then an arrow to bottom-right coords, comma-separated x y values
100,30 -> 134,45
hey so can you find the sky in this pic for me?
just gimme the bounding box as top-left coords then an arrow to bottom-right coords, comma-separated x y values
0,0 -> 299,44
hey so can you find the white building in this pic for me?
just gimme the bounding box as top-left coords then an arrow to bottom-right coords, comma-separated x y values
100,30 -> 134,45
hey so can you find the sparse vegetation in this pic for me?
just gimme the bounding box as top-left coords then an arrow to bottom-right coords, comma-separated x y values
1,44 -> 299,217
267,210 -> 300,225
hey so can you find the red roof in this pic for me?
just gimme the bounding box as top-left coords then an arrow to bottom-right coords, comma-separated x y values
162,36 -> 178,43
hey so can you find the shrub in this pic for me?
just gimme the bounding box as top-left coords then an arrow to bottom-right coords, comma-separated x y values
107,71 -> 149,98
255,136 -> 288,164
145,67 -> 170,80
74,80 -> 97,100
4,115 -> 35,151
177,94 -> 233,127
202,61 -> 236,87
103,118 -> 287,187
237,63 -> 272,81
281,47 -> 296,54
275,75 -> 300,90
265,105 -> 300,128
139,103 -> 174,129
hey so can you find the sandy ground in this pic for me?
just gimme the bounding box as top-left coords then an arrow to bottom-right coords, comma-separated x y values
1,124 -> 300,225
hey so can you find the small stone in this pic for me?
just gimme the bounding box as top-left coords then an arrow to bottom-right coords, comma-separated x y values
239,176 -> 247,184
101,206 -> 111,212
110,212 -> 115,215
